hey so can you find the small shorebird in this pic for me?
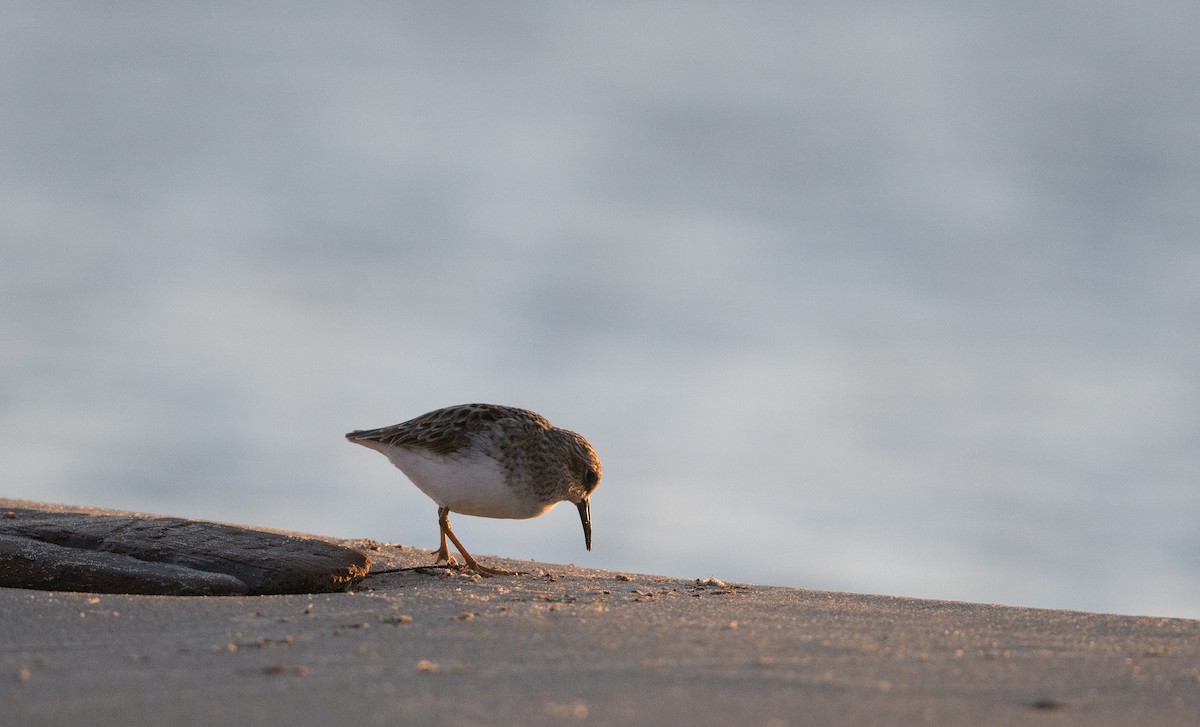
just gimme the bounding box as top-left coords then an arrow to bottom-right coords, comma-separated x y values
345,403 -> 602,576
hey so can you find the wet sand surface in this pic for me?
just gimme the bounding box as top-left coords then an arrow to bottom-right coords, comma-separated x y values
2,502 -> 1198,726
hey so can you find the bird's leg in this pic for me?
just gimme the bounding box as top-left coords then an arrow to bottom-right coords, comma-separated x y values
431,507 -> 458,565
438,507 -> 522,577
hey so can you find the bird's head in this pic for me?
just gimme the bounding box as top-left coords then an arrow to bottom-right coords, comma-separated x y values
558,428 -> 602,551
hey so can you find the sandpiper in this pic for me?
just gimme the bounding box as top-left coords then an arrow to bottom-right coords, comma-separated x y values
345,403 -> 602,576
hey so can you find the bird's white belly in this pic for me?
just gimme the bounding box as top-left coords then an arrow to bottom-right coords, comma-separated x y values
380,444 -> 553,519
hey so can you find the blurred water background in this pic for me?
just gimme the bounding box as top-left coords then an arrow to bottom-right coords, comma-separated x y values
3,3 -> 1198,618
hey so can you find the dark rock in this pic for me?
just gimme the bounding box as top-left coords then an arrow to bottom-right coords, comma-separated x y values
0,504 -> 370,596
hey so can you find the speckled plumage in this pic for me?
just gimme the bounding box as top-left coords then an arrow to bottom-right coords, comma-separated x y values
345,404 -> 602,575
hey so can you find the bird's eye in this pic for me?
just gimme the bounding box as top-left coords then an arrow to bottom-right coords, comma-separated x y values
583,468 -> 599,489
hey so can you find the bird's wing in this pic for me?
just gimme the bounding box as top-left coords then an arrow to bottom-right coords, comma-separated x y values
345,403 -> 550,456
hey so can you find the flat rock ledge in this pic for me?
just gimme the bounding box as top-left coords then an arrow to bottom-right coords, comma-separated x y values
0,500 -> 370,596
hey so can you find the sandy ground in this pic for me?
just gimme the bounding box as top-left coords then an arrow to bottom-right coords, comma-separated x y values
2,525 -> 1199,725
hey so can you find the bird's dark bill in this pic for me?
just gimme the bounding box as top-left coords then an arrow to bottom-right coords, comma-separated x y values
577,499 -> 592,551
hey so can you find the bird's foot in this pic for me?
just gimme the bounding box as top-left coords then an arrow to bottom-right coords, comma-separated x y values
430,546 -> 458,567
463,558 -> 526,577
426,551 -> 518,577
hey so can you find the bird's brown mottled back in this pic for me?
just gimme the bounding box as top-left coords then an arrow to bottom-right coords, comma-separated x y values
346,403 -> 551,457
